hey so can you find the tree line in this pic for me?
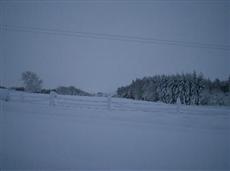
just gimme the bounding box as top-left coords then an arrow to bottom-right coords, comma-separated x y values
117,72 -> 230,106
2,71 -> 229,105
7,71 -> 91,96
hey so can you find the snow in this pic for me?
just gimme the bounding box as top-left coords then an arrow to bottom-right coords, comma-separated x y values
0,90 -> 230,170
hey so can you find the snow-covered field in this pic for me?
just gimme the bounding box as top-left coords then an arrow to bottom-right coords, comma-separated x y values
0,90 -> 230,170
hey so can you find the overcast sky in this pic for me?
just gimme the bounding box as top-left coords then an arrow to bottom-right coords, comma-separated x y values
0,0 -> 229,93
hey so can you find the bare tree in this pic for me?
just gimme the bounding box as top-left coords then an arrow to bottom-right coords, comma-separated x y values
21,71 -> 42,93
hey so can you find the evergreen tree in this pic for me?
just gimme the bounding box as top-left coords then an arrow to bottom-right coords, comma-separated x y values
116,72 -> 230,106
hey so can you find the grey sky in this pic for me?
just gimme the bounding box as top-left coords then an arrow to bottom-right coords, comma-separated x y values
1,0 -> 229,93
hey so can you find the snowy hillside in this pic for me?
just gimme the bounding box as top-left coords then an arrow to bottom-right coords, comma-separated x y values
0,90 -> 230,170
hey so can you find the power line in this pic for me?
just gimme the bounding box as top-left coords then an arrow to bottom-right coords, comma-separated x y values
1,24 -> 230,51
0,0 -> 228,3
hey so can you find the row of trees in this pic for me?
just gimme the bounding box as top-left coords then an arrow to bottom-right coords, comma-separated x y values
56,86 -> 91,96
3,71 -> 229,106
20,71 -> 91,96
117,72 -> 230,106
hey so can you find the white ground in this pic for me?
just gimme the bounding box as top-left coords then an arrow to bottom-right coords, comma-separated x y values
0,91 -> 230,170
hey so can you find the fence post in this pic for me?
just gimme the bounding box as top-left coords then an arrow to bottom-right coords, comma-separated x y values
107,95 -> 111,110
0,89 -> 9,102
176,97 -> 181,113
0,90 -> 7,168
49,91 -> 57,106
20,92 -> 24,102
0,100 -> 4,168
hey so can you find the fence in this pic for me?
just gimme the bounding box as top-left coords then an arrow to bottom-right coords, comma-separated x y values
3,90 -> 229,116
